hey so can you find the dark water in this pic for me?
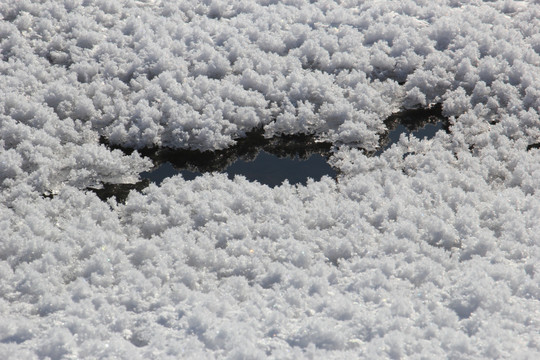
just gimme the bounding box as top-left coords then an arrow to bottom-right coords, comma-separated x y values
137,131 -> 336,187
93,105 -> 448,201
142,151 -> 336,187
376,121 -> 445,156
376,104 -> 448,155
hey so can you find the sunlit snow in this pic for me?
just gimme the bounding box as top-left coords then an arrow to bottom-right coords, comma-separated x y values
1,0 -> 540,359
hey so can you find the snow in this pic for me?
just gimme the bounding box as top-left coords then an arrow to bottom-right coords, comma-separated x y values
1,0 -> 540,358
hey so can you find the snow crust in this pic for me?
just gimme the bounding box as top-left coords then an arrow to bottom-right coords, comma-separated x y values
1,0 -> 540,358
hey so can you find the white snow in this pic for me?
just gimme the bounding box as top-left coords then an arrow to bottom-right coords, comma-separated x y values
1,0 -> 540,358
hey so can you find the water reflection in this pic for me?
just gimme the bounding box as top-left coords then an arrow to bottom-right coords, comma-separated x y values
142,151 -> 336,188
376,104 -> 448,155
94,132 -> 336,202
136,131 -> 336,186
93,105 -> 448,202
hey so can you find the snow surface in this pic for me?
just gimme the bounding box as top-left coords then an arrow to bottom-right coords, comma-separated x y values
1,0 -> 540,358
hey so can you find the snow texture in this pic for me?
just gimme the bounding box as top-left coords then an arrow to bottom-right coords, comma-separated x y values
1,0 -> 540,358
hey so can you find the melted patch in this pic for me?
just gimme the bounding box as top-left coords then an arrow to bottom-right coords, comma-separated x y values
94,105 -> 448,202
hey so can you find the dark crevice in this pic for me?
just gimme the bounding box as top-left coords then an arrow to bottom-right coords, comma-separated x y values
375,104 -> 449,156
92,105 -> 449,202
101,129 -> 334,172
93,131 -> 336,203
89,179 -> 150,204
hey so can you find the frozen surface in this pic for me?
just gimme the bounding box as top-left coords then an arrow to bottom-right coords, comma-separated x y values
1,0 -> 540,358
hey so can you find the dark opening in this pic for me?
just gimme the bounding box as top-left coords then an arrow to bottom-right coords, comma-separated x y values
142,151 -> 335,188
138,131 -> 336,187
93,104 -> 448,202
375,104 -> 449,155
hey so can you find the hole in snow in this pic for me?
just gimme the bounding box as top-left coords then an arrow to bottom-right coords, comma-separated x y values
376,104 -> 449,155
93,105 -> 448,202
141,151 -> 335,188
94,132 -> 336,202
138,131 -> 336,187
